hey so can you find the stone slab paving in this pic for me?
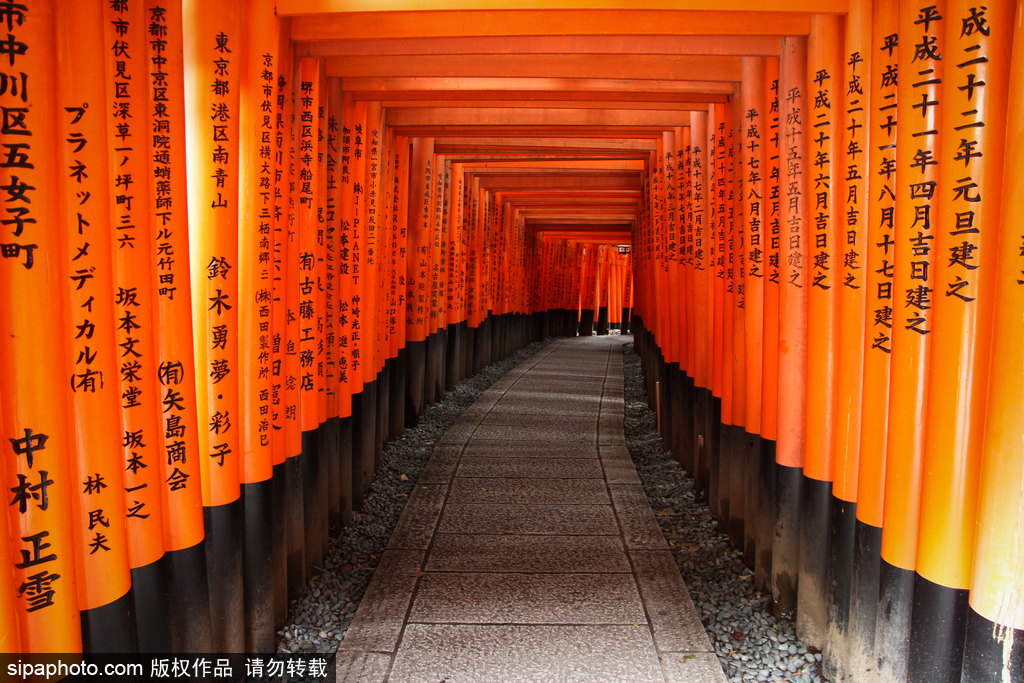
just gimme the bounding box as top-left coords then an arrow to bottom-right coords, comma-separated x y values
337,336 -> 726,683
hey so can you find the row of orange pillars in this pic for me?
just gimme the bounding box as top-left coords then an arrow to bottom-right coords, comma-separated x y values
0,0 -> 635,661
630,4 -> 1024,683
2,2 -> 1024,683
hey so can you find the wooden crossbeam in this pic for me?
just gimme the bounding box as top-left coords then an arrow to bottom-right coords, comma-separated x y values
387,108 -> 692,127
380,99 -> 714,111
297,34 -> 783,57
348,89 -> 730,103
343,77 -> 737,94
326,54 -> 741,81
289,9 -> 816,38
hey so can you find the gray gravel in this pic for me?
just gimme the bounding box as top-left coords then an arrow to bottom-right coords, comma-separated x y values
276,339 -> 550,654
621,341 -> 826,683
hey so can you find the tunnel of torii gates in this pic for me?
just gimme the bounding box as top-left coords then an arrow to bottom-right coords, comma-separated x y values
3,0 -> 1024,681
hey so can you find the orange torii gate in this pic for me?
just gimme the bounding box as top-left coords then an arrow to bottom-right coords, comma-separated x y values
0,4 -> 1022,683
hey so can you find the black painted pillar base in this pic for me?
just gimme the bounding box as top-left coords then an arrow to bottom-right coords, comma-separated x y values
728,425 -> 745,549
326,417 -> 342,539
376,364 -> 389,467
81,587 -> 138,654
773,462 -> 802,620
405,339 -> 427,428
271,460 -> 288,628
424,332 -> 439,406
358,380 -> 377,498
445,322 -> 460,392
797,475 -> 831,649
908,574 -> 970,683
681,372 -> 695,474
318,422 -> 331,559
823,495 -> 856,681
284,453 -> 305,601
301,429 -> 324,577
579,308 -> 595,337
473,319 -> 488,374
483,312 -> 494,367
337,416 -> 353,529
963,608 -> 1024,683
876,559 -> 916,683
756,437 -> 776,594
657,353 -> 670,443
708,396 -> 722,518
165,541 -> 213,653
130,559 -> 168,652
848,519 -> 883,680
622,307 -> 632,334
203,500 -> 244,653
692,387 -> 711,502
490,313 -> 503,363
436,325 -> 449,398
596,306 -> 609,335
716,421 -> 732,536
743,431 -> 761,573
242,479 -> 275,654
389,349 -> 406,442
667,363 -> 683,465
463,324 -> 476,379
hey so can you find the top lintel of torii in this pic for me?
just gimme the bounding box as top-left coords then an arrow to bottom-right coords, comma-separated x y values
282,1 -> 847,38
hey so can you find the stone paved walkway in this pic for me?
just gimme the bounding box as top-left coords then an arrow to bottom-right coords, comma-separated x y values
336,335 -> 727,683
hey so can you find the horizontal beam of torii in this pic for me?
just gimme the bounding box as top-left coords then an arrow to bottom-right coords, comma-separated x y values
326,54 -> 741,81
343,77 -> 737,95
288,9 -> 825,37
297,35 -> 783,57
387,108 -> 693,127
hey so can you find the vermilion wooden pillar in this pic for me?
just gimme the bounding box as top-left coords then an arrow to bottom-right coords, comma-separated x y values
775,34 -> 809,620
824,0 -> 870,678
911,2 -> 1012,682
147,0 -> 213,652
876,2 -> 945,679
59,0 -> 136,652
799,13 -> 842,650
758,56 -> 782,597
1,0 -> 83,654
849,0 -> 897,675
183,0 -> 244,653
741,56 -> 766,576
405,137 -> 433,426
967,8 -> 1024,678
237,0 -> 278,653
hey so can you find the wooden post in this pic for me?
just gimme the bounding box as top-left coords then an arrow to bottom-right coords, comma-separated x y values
966,8 -> 1024,677
775,35 -> 809,619
182,0 -> 245,651
59,0 -> 136,652
1,0 -> 83,654
824,0 -> 870,677
758,56 -> 782,596
741,56 -> 767,576
237,0 -> 278,653
799,13 -> 842,650
910,2 -> 1013,682
145,0 -> 213,651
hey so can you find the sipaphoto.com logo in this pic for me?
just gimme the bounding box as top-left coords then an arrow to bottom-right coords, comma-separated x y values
7,658 -> 143,680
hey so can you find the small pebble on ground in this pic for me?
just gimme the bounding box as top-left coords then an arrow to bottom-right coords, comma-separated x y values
622,341 -> 826,683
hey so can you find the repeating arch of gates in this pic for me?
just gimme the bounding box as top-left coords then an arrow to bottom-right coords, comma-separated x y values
1,1 -> 1022,682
